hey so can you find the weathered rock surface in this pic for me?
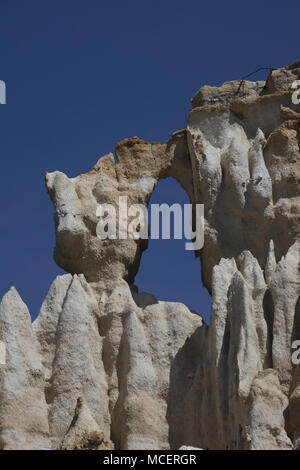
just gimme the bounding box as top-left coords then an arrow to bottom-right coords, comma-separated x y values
1,61 -> 300,449
0,288 -> 50,449
187,60 -> 300,291
60,397 -> 114,450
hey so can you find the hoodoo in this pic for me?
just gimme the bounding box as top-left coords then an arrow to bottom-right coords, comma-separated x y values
1,61 -> 300,450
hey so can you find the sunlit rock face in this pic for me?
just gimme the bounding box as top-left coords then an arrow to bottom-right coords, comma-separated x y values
187,61 -> 300,291
45,132 -> 193,288
0,61 -> 300,449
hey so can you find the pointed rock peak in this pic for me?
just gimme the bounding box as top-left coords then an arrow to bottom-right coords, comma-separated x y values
34,273 -> 73,325
219,257 -> 237,270
276,240 -> 300,274
212,257 -> 237,297
0,286 -> 30,321
265,239 -> 277,285
33,273 -> 73,377
284,240 -> 300,264
65,274 -> 98,311
78,273 -> 94,296
1,285 -> 20,302
237,250 -> 256,265
237,250 -> 266,290
58,274 -> 89,318
255,127 -> 266,145
60,397 -> 113,450
249,128 -> 266,153
0,289 -> 50,450
69,273 -> 84,290
214,257 -> 237,277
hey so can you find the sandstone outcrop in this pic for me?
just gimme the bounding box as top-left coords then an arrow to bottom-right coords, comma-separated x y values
0,61 -> 300,449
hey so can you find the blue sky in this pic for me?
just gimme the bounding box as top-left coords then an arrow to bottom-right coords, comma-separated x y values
0,0 -> 299,322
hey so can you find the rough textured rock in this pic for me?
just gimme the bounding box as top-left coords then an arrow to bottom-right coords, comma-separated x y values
0,288 -> 50,449
187,60 -> 300,291
248,370 -> 292,450
1,61 -> 300,449
45,132 -> 193,288
60,397 -> 114,450
180,247 -> 295,450
47,274 -> 111,445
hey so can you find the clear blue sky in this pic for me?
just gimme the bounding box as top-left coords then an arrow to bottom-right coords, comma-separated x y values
0,1 -> 299,322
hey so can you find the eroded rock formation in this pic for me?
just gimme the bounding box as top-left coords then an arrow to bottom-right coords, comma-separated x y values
0,60 -> 300,449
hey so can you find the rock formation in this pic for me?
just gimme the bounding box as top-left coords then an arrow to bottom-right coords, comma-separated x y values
0,60 -> 300,449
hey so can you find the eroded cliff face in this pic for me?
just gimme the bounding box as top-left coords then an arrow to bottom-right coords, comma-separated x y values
0,61 -> 300,450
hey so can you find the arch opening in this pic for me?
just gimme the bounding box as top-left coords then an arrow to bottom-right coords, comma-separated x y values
134,177 -> 211,323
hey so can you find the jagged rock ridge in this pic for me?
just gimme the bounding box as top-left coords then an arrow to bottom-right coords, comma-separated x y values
0,60 -> 300,449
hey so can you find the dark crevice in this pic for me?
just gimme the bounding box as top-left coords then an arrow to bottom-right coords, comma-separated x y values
263,289 -> 274,369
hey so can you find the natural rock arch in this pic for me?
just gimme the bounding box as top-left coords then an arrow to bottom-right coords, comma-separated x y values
134,176 -> 211,322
